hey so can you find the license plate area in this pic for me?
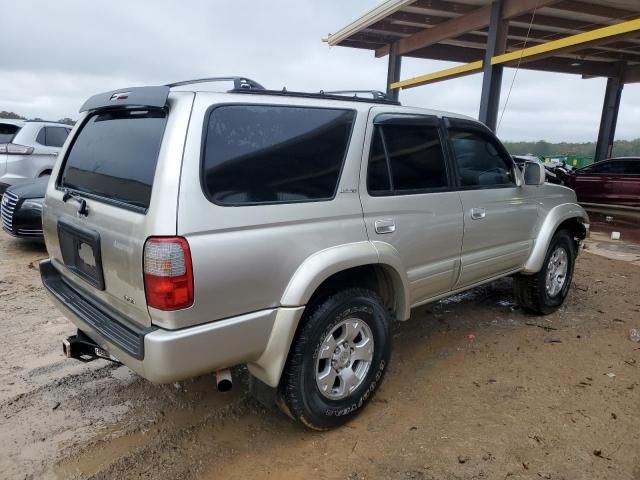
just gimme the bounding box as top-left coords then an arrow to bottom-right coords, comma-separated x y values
57,220 -> 105,290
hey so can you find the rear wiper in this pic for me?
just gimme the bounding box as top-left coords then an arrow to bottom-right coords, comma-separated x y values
62,189 -> 89,217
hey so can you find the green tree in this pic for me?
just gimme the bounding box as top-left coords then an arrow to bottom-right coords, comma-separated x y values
504,139 -> 640,159
0,111 -> 26,120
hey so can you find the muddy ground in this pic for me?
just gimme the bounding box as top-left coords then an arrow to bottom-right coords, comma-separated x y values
1,232 -> 639,480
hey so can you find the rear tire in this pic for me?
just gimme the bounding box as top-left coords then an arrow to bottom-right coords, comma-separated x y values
281,288 -> 391,430
514,230 -> 576,315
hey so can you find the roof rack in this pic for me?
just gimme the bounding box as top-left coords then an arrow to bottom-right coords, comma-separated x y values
324,90 -> 389,100
228,88 -> 401,105
24,119 -> 71,125
167,76 -> 265,90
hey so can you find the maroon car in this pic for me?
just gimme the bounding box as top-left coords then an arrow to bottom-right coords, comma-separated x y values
565,157 -> 640,207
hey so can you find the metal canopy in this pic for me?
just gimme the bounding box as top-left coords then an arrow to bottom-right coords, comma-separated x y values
325,0 -> 640,160
325,0 -> 640,82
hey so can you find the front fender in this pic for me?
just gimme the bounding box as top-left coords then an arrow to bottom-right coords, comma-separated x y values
522,203 -> 588,274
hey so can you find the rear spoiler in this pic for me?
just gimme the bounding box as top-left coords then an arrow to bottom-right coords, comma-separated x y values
79,86 -> 169,113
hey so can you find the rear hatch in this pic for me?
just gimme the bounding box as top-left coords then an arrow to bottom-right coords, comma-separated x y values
42,90 -> 194,328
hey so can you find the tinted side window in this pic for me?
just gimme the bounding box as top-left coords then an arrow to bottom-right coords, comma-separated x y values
589,161 -> 626,174
450,130 -> 515,188
36,128 -> 46,145
384,125 -> 447,191
367,127 -> 390,193
45,127 -> 69,147
202,105 -> 355,205
625,161 -> 640,175
367,123 -> 448,195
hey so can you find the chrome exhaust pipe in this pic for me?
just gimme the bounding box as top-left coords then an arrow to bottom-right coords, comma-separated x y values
215,369 -> 233,392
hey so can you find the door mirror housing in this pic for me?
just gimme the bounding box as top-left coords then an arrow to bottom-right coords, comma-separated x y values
524,161 -> 545,186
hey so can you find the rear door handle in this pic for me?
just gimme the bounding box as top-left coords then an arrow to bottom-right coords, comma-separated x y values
375,219 -> 396,234
470,207 -> 486,220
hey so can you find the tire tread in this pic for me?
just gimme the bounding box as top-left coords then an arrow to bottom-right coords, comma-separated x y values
514,229 -> 575,315
281,288 -> 389,430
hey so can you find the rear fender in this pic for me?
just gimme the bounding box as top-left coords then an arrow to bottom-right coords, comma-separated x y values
248,241 -> 409,387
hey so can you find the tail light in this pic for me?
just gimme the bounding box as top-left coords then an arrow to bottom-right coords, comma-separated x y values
143,237 -> 194,310
0,143 -> 34,155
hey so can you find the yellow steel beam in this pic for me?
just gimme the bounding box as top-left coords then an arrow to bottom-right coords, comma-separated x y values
390,60 -> 484,89
391,18 -> 640,90
491,18 -> 640,65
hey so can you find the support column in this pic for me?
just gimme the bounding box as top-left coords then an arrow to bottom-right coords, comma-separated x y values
478,0 -> 508,131
594,68 -> 625,162
386,43 -> 402,102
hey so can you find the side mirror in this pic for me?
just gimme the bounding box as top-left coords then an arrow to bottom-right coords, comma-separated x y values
524,161 -> 545,186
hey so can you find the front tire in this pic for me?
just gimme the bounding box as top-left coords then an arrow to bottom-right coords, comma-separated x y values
281,288 -> 391,430
514,230 -> 576,315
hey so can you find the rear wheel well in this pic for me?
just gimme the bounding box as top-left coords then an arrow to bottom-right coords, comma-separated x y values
305,265 -> 400,322
39,170 -> 52,177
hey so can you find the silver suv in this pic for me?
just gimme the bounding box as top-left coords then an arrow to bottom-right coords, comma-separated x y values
0,119 -> 72,194
40,77 -> 588,430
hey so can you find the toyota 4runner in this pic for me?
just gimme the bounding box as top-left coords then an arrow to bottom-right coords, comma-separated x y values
40,77 -> 588,430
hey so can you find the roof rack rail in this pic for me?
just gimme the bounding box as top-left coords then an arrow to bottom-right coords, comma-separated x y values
24,119 -> 71,124
227,88 -> 400,105
324,90 -> 389,100
167,76 -> 265,90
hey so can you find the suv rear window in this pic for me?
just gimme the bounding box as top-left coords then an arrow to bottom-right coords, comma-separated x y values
60,109 -> 167,210
0,123 -> 21,143
202,105 -> 355,205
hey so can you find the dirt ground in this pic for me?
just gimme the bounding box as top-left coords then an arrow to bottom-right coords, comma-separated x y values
1,232 -> 639,480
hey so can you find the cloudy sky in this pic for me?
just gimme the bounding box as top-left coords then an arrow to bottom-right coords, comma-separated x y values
2,0 -> 639,142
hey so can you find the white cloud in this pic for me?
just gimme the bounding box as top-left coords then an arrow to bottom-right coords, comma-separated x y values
1,0 -> 638,142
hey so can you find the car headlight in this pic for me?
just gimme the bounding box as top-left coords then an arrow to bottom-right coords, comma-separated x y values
21,198 -> 44,212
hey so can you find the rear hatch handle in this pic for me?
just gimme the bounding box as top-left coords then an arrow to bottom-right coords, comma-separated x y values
62,189 -> 89,217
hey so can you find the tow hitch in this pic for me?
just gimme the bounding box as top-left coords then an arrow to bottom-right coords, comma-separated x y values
63,330 -> 121,364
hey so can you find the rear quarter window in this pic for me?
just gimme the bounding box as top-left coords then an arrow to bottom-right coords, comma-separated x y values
201,105 -> 355,205
60,109 -> 167,210
37,127 -> 69,147
45,127 -> 69,147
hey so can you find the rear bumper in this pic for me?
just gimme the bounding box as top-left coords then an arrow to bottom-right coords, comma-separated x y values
40,259 -> 279,383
